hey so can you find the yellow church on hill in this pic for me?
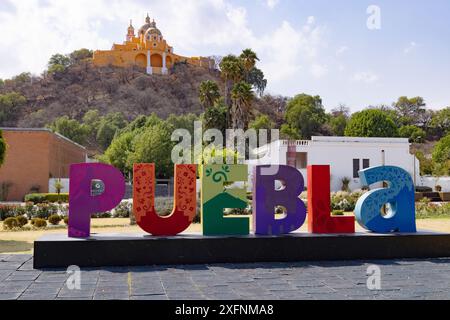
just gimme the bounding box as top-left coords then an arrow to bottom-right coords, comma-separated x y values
93,14 -> 214,75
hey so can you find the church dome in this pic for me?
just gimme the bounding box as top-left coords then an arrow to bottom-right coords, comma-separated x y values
146,27 -> 162,36
138,14 -> 162,37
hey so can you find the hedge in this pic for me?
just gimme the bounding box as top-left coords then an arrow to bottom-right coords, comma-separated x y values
24,193 -> 69,204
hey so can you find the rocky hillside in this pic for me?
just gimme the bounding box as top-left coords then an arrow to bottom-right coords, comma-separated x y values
0,62 -> 226,128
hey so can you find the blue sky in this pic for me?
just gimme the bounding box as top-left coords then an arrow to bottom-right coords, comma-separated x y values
0,0 -> 449,111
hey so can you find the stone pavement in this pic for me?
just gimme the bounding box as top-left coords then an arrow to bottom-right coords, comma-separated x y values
0,254 -> 449,300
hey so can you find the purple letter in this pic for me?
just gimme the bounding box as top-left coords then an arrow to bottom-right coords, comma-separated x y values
253,165 -> 307,235
68,163 -> 125,238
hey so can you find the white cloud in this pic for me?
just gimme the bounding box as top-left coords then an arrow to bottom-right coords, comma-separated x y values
0,0 -> 329,93
265,0 -> 280,10
0,0 -> 250,77
336,46 -> 349,56
404,41 -> 417,54
352,72 -> 379,83
307,16 -> 315,25
250,17 -> 328,83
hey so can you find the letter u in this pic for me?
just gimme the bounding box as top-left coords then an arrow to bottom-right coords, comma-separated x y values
133,164 -> 197,236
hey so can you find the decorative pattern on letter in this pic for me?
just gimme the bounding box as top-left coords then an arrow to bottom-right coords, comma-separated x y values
133,164 -> 197,236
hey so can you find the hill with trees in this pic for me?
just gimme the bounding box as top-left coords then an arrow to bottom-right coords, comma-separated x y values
0,48 -> 449,178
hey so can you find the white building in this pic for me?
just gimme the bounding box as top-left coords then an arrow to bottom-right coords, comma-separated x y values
247,136 -> 421,192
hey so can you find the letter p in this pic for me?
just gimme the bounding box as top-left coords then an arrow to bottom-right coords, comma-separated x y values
68,163 -> 125,238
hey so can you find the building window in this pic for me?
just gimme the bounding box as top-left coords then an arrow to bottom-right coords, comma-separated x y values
153,43 -> 157,47
363,159 -> 370,169
353,159 -> 360,178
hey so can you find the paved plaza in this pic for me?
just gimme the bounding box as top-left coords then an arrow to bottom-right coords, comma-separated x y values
0,254 -> 449,300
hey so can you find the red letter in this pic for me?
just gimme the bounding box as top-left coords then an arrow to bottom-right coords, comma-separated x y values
133,164 -> 197,236
308,165 -> 355,234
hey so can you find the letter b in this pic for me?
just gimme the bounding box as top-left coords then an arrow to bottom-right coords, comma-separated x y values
253,165 -> 306,235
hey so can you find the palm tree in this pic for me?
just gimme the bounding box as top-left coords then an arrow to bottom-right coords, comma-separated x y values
219,55 -> 244,108
231,81 -> 254,129
240,49 -> 259,80
248,67 -> 267,97
199,80 -> 220,109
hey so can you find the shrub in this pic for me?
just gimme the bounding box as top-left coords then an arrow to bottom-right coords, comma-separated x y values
331,191 -> 366,212
114,202 -> 132,218
16,215 -> 28,227
3,217 -> 18,230
34,203 -> 58,219
155,197 -> 174,217
24,202 -> 35,218
92,212 -> 112,218
24,193 -> 69,204
64,216 -> 69,225
31,218 -> 47,228
0,205 -> 16,221
48,214 -> 62,225
14,206 -> 27,217
332,210 -> 345,216
416,202 -> 450,219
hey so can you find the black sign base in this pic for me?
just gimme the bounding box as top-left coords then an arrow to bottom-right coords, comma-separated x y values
34,231 -> 450,268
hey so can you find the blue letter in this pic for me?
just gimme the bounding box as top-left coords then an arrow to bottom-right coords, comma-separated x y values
355,166 -> 416,233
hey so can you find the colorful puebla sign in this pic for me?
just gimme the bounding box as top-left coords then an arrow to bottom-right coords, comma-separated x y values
67,163 -> 416,238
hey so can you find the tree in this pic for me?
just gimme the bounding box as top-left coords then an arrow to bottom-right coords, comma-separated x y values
240,49 -> 259,80
393,96 -> 426,126
102,131 -> 135,176
12,72 -> 31,83
231,81 -> 254,130
220,54 -> 244,107
48,116 -> 87,144
247,67 -> 267,97
82,110 -> 101,131
203,100 -> 228,134
345,109 -> 398,138
130,122 -> 175,179
249,114 -> 274,131
283,94 -> 327,139
398,125 -> 426,143
432,134 -> 450,164
430,107 -> 450,139
0,92 -> 26,125
54,179 -> 64,195
166,113 -> 198,136
199,80 -> 221,109
0,129 -> 6,167
331,104 -> 350,117
48,54 -> 71,74
95,113 -> 128,150
328,114 -> 348,136
69,49 -> 93,64
0,79 -> 4,88
280,124 -> 300,140
415,151 -> 433,176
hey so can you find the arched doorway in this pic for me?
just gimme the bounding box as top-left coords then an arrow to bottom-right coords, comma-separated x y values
151,54 -> 163,68
135,54 -> 147,68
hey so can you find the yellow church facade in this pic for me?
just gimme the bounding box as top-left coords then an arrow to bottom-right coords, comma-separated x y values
93,15 -> 214,75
